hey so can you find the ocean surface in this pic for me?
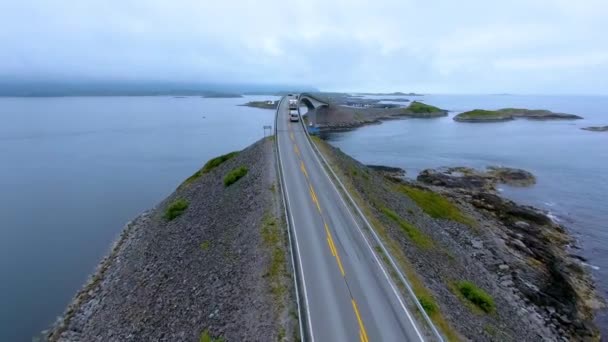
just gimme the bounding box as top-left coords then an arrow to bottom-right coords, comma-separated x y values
0,96 -> 276,341
323,94 -> 608,330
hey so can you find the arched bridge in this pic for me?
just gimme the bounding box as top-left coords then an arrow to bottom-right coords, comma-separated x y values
298,93 -> 329,126
298,93 -> 329,111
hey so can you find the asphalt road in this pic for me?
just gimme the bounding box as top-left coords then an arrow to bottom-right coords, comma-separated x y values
276,96 -> 426,342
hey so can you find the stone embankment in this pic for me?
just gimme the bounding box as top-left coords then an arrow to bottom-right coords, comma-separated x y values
46,138 -> 297,342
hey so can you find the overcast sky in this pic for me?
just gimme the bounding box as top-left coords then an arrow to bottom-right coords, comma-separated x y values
1,0 -> 607,94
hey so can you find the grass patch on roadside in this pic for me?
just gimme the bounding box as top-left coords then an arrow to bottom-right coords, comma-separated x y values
223,166 -> 248,187
418,294 -> 438,315
381,207 -> 434,249
164,199 -> 188,221
454,281 -> 495,314
199,330 -> 225,342
396,184 -> 475,226
182,151 -> 239,186
261,214 -> 288,305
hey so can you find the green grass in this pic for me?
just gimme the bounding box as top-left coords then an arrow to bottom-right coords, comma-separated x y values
460,109 -> 498,117
396,184 -> 475,226
456,281 -> 495,313
200,240 -> 210,251
261,214 -> 289,305
164,199 -> 188,221
418,294 -> 438,315
406,101 -> 443,113
223,166 -> 248,187
380,207 -> 434,248
183,151 -> 239,185
454,109 -> 507,121
199,330 -> 225,342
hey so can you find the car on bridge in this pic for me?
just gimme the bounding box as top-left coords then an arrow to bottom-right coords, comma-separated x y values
289,110 -> 299,122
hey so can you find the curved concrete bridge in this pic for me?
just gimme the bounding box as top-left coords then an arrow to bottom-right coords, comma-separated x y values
298,93 -> 329,126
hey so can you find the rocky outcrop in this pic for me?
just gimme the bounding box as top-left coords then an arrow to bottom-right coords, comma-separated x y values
308,100 -> 447,132
417,166 -> 536,191
454,108 -> 582,122
46,138 -> 296,342
366,164 -> 406,181
240,100 -> 278,109
582,126 -> 608,132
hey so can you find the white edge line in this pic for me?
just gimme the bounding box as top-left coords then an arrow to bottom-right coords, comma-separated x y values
298,97 -> 445,342
275,97 -> 315,342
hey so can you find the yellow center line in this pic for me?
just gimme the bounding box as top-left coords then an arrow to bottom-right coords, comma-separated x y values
294,139 -> 366,340
309,185 -> 322,213
352,300 -> 370,342
327,237 -> 337,256
324,223 -> 346,277
290,132 -> 295,141
300,160 -> 309,179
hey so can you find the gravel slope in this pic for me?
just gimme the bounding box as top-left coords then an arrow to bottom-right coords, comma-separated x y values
47,137 -> 296,342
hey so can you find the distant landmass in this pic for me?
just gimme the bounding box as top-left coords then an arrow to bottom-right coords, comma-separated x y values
354,91 -> 424,96
0,81 -> 318,97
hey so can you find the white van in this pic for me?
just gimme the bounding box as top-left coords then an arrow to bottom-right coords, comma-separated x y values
289,110 -> 299,122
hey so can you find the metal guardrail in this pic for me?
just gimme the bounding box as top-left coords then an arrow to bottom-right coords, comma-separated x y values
273,97 -> 311,342
296,101 -> 445,342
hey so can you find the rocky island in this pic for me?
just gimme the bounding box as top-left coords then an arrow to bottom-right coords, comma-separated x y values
418,166 -> 536,191
454,108 -> 582,122
240,100 -> 278,109
582,125 -> 608,132
309,100 -> 447,131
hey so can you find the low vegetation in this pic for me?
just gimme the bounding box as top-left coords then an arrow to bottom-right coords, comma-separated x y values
406,101 -> 444,114
183,151 -> 239,185
261,214 -> 288,306
164,199 -> 189,221
455,109 -> 506,120
200,240 -> 211,251
456,281 -> 495,313
381,207 -> 434,248
418,294 -> 438,315
396,184 -> 475,226
199,330 -> 225,342
223,166 -> 248,187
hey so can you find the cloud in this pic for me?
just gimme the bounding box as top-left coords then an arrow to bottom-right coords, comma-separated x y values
0,0 -> 607,93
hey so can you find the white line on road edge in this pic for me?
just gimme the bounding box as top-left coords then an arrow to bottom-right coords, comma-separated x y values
298,106 -> 445,342
275,97 -> 315,342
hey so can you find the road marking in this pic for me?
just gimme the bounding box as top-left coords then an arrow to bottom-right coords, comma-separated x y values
275,97 -> 315,342
290,132 -> 295,141
352,299 -> 369,342
300,122 -> 429,341
300,160 -> 309,179
327,237 -> 336,256
309,185 -> 322,213
324,223 -> 346,277
294,144 -> 300,156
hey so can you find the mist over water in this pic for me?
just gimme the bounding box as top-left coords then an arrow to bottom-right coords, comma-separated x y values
0,96 -> 276,341
325,94 -> 608,331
